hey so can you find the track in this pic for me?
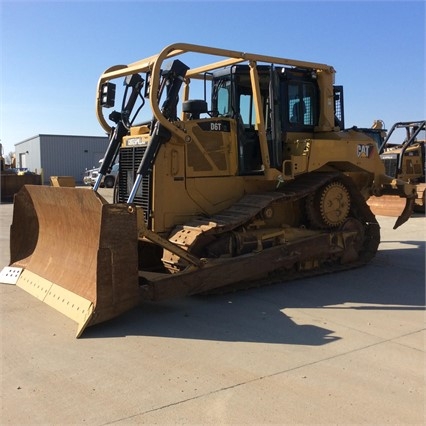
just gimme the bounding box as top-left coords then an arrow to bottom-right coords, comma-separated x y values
162,172 -> 381,293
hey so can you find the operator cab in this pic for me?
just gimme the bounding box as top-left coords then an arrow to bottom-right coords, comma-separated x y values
210,65 -> 321,175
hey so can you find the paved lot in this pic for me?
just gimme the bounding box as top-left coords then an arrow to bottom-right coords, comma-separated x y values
0,193 -> 425,425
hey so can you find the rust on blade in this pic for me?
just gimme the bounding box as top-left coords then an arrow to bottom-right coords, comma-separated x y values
367,195 -> 407,217
367,195 -> 414,229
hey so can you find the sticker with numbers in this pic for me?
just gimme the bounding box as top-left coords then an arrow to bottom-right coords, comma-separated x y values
198,120 -> 230,132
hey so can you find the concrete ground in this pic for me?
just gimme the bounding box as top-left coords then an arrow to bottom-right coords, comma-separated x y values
0,191 -> 425,425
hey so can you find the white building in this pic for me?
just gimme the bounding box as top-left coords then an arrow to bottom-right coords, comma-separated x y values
15,134 -> 109,185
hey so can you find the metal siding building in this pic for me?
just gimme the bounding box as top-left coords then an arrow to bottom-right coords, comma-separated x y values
15,134 -> 109,185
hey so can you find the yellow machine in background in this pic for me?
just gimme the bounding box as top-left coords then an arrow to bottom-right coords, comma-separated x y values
3,43 -> 416,336
369,121 -> 425,213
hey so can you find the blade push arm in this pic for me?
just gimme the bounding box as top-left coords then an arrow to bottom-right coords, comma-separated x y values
94,74 -> 145,191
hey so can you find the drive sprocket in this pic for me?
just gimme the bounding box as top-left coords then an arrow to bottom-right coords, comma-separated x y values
307,181 -> 351,228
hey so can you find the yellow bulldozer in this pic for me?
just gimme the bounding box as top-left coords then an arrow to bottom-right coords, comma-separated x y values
368,120 -> 425,214
1,43 -> 416,337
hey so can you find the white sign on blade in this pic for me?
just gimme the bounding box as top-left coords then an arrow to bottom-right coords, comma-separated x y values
0,266 -> 23,285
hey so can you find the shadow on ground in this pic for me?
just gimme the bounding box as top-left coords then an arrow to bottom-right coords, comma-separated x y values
83,240 -> 425,345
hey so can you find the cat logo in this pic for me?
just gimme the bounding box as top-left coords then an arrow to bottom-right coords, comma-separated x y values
357,144 -> 374,158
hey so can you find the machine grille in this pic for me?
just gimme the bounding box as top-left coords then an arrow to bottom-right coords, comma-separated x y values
118,147 -> 152,226
382,157 -> 398,177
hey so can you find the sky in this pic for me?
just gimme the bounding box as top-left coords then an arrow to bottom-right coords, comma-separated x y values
0,0 -> 425,156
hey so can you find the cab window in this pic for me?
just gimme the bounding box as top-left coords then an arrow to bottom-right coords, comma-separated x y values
239,93 -> 255,127
288,82 -> 317,127
283,81 -> 318,130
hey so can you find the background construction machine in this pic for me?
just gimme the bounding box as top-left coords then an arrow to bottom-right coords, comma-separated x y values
1,143 -> 41,201
1,43 -> 416,337
369,121 -> 425,213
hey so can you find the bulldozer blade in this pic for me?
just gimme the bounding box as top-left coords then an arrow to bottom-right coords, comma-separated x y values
9,185 -> 141,337
367,195 -> 414,229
